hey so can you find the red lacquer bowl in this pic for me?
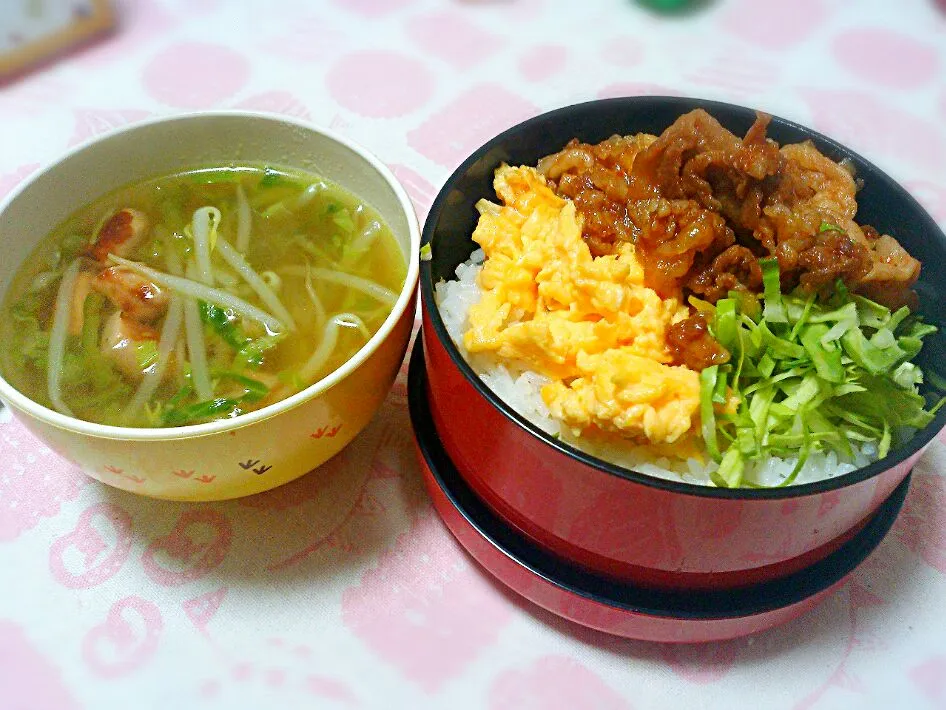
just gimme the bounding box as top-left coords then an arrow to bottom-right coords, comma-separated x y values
408,338 -> 911,642
420,96 -> 946,590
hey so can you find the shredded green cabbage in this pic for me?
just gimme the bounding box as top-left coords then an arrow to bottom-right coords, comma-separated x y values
158,370 -> 269,426
702,258 -> 943,488
234,334 -> 283,370
198,301 -> 250,351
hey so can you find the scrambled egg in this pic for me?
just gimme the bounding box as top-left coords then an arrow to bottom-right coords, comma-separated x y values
464,165 -> 700,445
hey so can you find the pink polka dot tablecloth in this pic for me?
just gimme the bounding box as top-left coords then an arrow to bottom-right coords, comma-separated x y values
2,1 -> 946,708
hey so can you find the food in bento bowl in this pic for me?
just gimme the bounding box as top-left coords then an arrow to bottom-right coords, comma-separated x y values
435,109 -> 943,488
0,165 -> 406,428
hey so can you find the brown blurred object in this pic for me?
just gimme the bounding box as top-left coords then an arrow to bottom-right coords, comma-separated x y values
0,0 -> 114,82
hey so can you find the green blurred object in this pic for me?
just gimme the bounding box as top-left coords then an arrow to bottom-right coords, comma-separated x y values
638,0 -> 692,10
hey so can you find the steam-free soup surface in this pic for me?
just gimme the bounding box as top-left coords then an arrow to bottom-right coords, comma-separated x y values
0,165 -> 406,427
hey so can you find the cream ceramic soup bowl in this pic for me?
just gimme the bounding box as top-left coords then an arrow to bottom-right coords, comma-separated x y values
0,112 -> 420,501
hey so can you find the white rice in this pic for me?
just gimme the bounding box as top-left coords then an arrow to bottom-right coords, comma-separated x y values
435,251 -> 875,487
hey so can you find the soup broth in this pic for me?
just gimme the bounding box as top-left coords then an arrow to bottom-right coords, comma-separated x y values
0,164 -> 406,427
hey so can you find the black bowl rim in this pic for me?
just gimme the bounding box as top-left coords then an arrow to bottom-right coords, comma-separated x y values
420,95 -> 946,501
409,335 -> 911,620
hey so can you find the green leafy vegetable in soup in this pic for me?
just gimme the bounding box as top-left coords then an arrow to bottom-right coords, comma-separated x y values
0,165 -> 406,427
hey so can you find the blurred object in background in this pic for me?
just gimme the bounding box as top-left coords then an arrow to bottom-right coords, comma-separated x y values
639,0 -> 690,8
636,0 -> 711,13
0,0 -> 114,83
